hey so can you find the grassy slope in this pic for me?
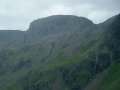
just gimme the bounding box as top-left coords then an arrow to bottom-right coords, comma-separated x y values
0,28 -> 112,90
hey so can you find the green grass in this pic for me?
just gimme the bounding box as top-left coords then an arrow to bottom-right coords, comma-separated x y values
85,59 -> 120,90
100,60 -> 120,90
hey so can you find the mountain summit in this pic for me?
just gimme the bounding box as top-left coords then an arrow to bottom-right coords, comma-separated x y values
28,15 -> 93,32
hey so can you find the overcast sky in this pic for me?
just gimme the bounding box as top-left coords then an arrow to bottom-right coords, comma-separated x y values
0,0 -> 120,30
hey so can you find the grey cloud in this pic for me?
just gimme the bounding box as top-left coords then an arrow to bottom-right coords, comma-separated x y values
0,0 -> 119,30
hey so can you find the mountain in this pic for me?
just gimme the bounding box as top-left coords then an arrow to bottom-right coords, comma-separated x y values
0,15 -> 100,49
16,15 -> 100,47
0,14 -> 119,90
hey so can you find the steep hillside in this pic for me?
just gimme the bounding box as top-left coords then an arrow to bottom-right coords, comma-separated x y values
85,14 -> 120,90
99,15 -> 117,29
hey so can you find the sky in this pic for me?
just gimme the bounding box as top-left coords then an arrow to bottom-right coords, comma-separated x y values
0,0 -> 120,30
